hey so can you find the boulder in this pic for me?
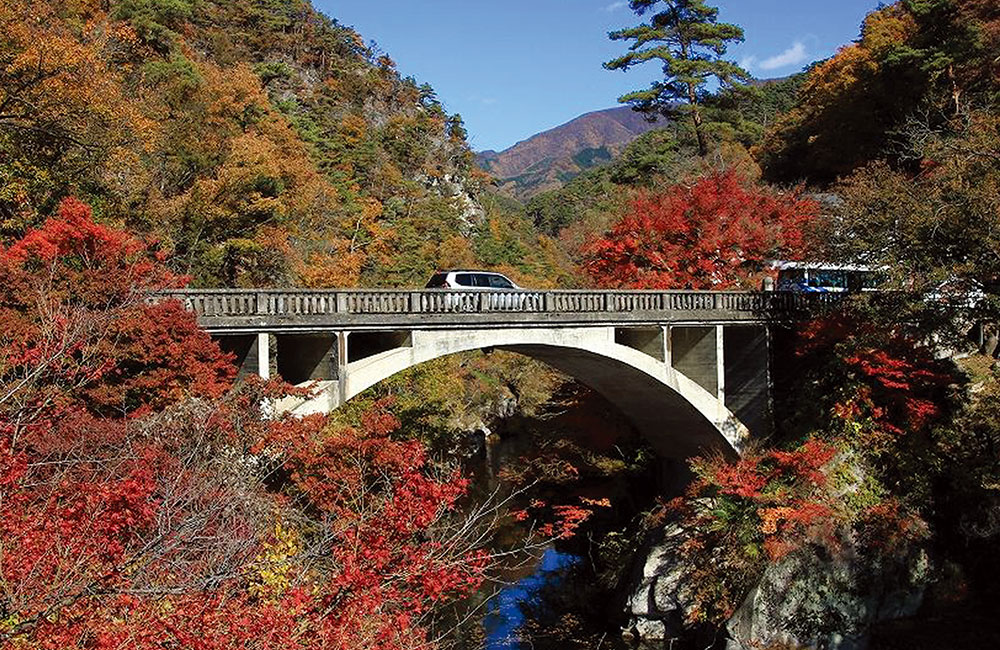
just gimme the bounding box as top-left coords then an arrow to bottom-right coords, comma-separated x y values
623,524 -> 693,643
624,522 -> 928,649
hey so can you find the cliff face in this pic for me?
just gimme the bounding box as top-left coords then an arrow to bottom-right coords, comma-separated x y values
477,106 -> 663,200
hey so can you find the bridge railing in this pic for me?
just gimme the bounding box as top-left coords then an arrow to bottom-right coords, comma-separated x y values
162,289 -> 843,319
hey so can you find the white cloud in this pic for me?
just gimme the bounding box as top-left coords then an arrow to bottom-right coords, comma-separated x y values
740,55 -> 758,71
604,1 -> 628,11
758,41 -> 808,71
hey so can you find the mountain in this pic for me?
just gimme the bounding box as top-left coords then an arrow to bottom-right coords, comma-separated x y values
477,106 -> 663,200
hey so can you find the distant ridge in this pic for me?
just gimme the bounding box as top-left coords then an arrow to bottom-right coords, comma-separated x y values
477,106 -> 663,200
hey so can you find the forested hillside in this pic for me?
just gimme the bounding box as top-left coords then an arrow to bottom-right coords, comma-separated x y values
0,0 -> 570,289
758,0 -> 1000,185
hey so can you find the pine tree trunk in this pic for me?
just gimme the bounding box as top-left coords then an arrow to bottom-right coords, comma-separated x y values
687,82 -> 707,156
948,64 -> 962,117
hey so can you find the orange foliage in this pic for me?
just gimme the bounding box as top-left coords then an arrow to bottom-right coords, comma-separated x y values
299,246 -> 365,288
0,0 -> 154,225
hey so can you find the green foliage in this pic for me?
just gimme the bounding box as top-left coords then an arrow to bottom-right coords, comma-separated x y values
704,73 -> 807,147
142,52 -> 203,106
446,113 -> 467,142
570,146 -> 612,169
112,0 -> 196,52
253,60 -> 293,84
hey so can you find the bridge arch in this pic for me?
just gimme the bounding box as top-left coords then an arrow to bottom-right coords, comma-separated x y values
274,327 -> 750,459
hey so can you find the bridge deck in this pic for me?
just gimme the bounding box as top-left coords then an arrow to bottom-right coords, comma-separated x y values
164,289 -> 837,332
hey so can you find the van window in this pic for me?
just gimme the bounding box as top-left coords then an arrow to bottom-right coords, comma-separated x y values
777,269 -> 805,291
488,274 -> 514,289
455,273 -> 474,287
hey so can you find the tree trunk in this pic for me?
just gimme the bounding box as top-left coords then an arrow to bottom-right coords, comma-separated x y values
983,323 -> 998,357
947,64 -> 962,117
676,31 -> 707,157
686,82 -> 707,156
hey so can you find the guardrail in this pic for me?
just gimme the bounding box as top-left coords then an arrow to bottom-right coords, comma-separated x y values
160,289 -> 842,320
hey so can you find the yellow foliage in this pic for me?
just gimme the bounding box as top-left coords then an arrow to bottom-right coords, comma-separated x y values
436,235 -> 477,269
339,114 -> 368,145
859,4 -> 918,57
802,46 -> 878,106
248,521 -> 302,600
796,5 -> 914,109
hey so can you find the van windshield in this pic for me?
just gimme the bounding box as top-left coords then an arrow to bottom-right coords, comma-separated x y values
425,273 -> 448,288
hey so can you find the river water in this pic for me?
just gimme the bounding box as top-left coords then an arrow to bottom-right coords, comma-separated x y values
461,386 -> 660,649
482,548 -> 582,649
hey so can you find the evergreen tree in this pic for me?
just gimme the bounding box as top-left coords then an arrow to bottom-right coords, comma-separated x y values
605,0 -> 749,156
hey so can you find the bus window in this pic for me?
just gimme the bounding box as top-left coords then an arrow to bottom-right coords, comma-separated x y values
777,269 -> 806,291
809,270 -> 848,290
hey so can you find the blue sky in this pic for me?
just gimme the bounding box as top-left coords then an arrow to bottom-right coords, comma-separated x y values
318,1 -> 883,152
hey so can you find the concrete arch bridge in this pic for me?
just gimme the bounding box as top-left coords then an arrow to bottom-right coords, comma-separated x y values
168,288 -> 832,460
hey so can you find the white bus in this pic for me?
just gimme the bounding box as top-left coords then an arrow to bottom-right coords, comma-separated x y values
771,261 -> 883,293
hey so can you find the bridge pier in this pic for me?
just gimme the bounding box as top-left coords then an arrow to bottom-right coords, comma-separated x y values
256,333 -> 270,379
336,331 -> 348,406
723,326 -> 771,439
668,325 -> 724,401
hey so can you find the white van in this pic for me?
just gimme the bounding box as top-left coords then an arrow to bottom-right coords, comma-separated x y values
425,270 -> 521,290
424,270 -> 531,310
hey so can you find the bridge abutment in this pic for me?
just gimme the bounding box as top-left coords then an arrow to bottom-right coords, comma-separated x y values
723,326 -> 772,439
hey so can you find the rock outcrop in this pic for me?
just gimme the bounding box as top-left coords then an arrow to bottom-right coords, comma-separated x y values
725,544 -> 927,650
624,523 -> 929,650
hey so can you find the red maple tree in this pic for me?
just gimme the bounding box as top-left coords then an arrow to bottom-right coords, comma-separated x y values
0,197 -> 235,421
0,199 -> 568,649
795,313 -> 957,444
584,170 -> 817,289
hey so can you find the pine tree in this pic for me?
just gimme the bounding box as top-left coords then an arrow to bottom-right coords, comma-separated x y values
605,0 -> 749,156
